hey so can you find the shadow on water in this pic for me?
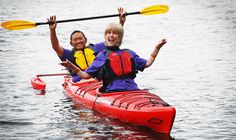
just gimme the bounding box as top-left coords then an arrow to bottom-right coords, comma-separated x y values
35,90 -> 46,95
0,121 -> 34,126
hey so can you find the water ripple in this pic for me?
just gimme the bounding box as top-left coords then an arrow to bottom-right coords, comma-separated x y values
0,121 -> 34,126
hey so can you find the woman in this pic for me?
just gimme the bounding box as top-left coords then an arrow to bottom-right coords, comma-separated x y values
60,22 -> 167,92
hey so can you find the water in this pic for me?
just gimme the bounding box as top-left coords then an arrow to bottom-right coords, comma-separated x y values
1,0 -> 236,139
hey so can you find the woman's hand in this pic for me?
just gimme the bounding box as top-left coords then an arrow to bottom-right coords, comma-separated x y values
60,60 -> 92,79
118,7 -> 126,26
59,60 -> 77,71
145,39 -> 167,68
155,39 -> 167,50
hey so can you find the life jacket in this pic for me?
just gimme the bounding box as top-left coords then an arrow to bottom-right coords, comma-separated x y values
98,49 -> 137,85
71,44 -> 96,71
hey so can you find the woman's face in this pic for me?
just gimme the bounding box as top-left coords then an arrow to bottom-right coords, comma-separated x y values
105,30 -> 120,47
70,32 -> 87,50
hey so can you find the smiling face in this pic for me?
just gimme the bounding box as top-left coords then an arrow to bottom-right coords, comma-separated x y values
70,31 -> 87,50
104,23 -> 124,47
105,30 -> 120,47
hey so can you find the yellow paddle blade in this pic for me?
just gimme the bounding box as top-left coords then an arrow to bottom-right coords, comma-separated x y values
140,5 -> 169,15
1,20 -> 36,30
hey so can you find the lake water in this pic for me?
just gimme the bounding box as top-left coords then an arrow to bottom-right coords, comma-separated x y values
1,0 -> 236,139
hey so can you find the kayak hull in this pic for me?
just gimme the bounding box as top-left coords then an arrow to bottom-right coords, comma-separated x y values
63,76 -> 175,134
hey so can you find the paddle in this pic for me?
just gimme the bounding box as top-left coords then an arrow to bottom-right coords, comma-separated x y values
36,73 -> 69,77
1,4 -> 169,30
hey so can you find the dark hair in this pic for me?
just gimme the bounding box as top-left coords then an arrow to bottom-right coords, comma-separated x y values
70,30 -> 87,41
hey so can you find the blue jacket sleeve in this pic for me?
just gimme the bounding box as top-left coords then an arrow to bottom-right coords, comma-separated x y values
59,48 -> 72,61
129,50 -> 147,72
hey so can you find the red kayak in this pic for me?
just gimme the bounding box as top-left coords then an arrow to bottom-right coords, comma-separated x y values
62,76 -> 176,134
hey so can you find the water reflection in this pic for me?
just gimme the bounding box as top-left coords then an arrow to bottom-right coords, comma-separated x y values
64,102 -> 174,140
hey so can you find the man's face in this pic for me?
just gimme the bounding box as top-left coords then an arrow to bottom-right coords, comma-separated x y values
70,32 -> 87,50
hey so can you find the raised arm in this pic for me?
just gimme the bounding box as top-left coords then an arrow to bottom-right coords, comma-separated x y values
118,7 -> 126,26
145,39 -> 167,68
60,60 -> 93,79
48,15 -> 64,57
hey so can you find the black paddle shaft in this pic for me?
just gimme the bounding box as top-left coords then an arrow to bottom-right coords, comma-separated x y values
35,11 -> 140,26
